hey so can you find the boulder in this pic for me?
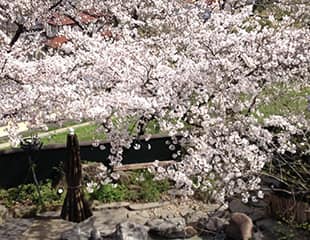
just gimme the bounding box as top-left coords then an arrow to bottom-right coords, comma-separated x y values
147,217 -> 197,239
229,198 -> 267,221
60,216 -> 96,240
113,222 -> 149,240
184,210 -> 206,226
197,216 -> 228,233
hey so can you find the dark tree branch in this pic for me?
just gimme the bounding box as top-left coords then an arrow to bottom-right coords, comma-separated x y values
49,0 -> 64,11
4,74 -> 24,85
1,59 -> 7,73
9,22 -> 26,47
64,14 -> 85,30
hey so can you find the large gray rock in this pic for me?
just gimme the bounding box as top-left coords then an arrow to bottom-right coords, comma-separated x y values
60,216 -> 96,240
229,198 -> 267,221
197,216 -> 228,233
184,211 -> 206,226
147,218 -> 197,239
113,222 -> 149,240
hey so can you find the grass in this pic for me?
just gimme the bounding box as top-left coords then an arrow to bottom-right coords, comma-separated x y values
256,85 -> 310,120
0,121 -> 89,145
41,123 -> 103,145
37,117 -> 161,146
0,116 -> 162,149
239,83 -> 310,122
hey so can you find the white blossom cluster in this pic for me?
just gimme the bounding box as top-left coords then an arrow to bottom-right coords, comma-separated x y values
0,0 -> 309,203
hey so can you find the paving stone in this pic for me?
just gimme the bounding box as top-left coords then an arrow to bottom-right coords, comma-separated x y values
0,218 -> 33,240
128,201 -> 170,211
23,217 -> 74,240
92,201 -> 130,211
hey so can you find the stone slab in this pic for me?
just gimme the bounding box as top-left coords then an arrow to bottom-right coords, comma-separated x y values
128,201 -> 170,211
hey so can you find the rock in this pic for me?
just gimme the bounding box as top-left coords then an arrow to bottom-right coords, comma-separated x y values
207,217 -> 228,232
12,205 -> 37,218
251,197 -> 269,209
225,212 -> 253,240
114,222 -> 149,240
256,218 -> 310,240
147,217 -> 197,239
152,206 -> 177,219
60,228 -> 89,240
184,210 -> 205,225
229,199 -> 252,214
125,211 -> 150,225
183,225 -> 198,238
255,218 -> 278,240
128,201 -> 169,211
91,207 -> 133,236
0,205 -> 8,224
212,210 -> 231,219
197,216 -> 228,233
90,228 -> 101,240
229,198 -> 266,221
95,207 -> 129,224
179,202 -> 220,219
147,217 -> 185,228
77,216 -> 96,234
60,216 -> 96,240
92,201 -> 130,211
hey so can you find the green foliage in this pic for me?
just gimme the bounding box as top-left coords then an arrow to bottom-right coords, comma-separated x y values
0,180 -> 64,209
129,170 -> 170,202
90,184 -> 128,203
89,170 -> 170,203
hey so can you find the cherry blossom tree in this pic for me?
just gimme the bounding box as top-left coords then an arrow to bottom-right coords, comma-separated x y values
1,0 -> 309,204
